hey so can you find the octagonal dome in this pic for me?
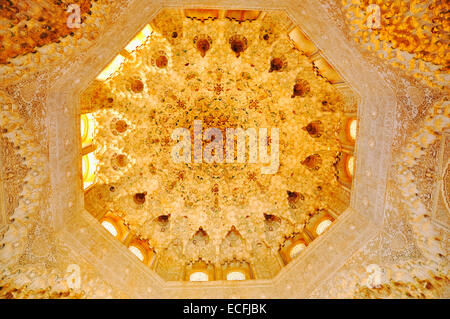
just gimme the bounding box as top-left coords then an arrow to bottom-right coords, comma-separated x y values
79,9 -> 359,281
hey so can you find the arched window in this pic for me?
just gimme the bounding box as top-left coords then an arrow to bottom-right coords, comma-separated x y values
80,113 -> 95,148
225,10 -> 260,22
347,118 -> 357,142
346,155 -> 355,178
189,271 -> 209,282
313,57 -> 342,84
96,54 -> 125,81
226,271 -> 246,281
185,9 -> 219,21
128,245 -> 145,261
316,219 -> 332,236
125,25 -> 152,53
289,242 -> 306,259
101,220 -> 118,237
288,27 -> 317,56
82,152 -> 97,189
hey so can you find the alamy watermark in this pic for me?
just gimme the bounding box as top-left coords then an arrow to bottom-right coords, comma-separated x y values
66,4 -> 81,29
171,120 -> 279,175
365,264 -> 386,288
66,264 -> 81,289
366,4 -> 381,29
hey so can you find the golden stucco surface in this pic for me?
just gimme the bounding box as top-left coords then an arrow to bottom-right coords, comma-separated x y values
0,0 -> 448,299
343,0 -> 449,88
0,0 -> 92,64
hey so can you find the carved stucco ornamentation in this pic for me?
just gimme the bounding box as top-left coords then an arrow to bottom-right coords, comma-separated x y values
0,0 -> 447,299
341,0 -> 449,88
46,0 -> 397,297
310,99 -> 449,299
443,161 -> 450,212
0,0 -> 132,83
409,139 -> 441,212
0,136 -> 28,219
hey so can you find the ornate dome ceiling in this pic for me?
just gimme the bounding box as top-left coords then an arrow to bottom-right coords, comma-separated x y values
0,0 -> 448,299
80,9 -> 357,281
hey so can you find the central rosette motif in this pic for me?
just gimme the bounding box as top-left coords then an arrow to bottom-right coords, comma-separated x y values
85,12 -> 348,264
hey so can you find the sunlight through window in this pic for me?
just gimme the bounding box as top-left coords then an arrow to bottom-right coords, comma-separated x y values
128,245 -> 145,261
125,25 -> 153,53
96,54 -> 125,81
189,272 -> 209,282
81,113 -> 95,148
101,220 -> 118,237
226,271 -> 246,281
348,118 -> 357,141
347,155 -> 355,178
289,242 -> 306,259
82,152 -> 98,189
316,219 -> 332,236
